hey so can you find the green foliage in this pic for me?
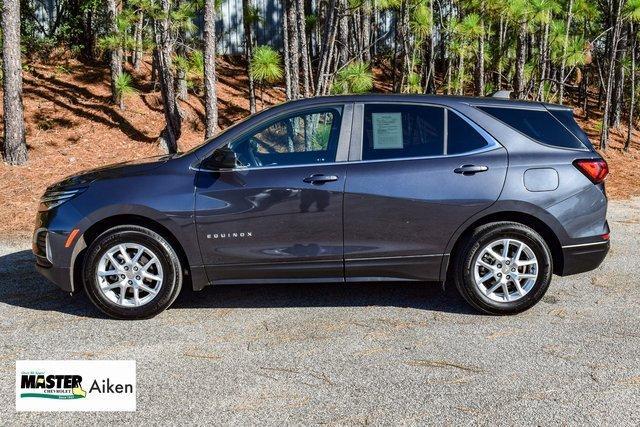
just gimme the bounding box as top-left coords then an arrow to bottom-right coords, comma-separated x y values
244,5 -> 263,25
250,46 -> 284,84
115,72 -> 137,99
311,123 -> 332,150
332,62 -> 374,94
626,0 -> 640,22
189,51 -> 205,75
410,4 -> 432,41
305,14 -> 318,31
405,72 -> 422,94
174,54 -> 191,72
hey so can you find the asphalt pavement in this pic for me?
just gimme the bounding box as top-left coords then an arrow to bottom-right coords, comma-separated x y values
1,199 -> 639,425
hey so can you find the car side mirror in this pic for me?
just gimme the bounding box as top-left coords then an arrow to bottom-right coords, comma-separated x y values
202,147 -> 237,170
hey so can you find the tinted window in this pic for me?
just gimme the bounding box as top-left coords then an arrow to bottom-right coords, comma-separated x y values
227,108 -> 341,168
478,106 -> 585,149
362,105 -> 444,160
549,109 -> 594,150
447,112 -> 489,154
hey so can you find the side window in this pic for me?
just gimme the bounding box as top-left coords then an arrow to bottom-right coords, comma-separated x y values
477,106 -> 585,149
362,105 -> 444,160
228,108 -> 342,168
447,112 -> 489,154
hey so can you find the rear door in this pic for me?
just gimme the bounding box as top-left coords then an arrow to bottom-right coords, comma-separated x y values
343,103 -> 508,282
195,104 -> 351,283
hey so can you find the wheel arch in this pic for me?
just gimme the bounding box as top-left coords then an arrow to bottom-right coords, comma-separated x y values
71,214 -> 193,292
442,209 -> 565,281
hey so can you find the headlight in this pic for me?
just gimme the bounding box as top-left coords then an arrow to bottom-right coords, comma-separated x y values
39,187 -> 87,210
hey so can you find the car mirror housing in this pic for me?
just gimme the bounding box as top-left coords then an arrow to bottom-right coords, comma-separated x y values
202,147 -> 237,170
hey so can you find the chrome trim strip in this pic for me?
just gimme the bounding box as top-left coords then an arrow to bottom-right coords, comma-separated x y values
43,189 -> 80,197
345,253 -> 447,262
562,241 -> 609,249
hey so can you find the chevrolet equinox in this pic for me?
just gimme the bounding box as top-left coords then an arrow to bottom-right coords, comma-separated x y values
34,95 -> 610,319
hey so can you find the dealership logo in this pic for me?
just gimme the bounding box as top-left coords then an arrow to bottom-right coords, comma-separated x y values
16,361 -> 136,411
20,373 -> 86,400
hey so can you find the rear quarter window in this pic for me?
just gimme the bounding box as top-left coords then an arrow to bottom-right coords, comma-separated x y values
548,109 -> 594,150
477,106 -> 586,150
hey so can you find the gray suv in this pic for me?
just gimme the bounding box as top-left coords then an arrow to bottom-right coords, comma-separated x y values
33,95 -> 610,319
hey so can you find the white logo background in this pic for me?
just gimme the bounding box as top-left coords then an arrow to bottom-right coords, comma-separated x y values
16,360 -> 136,412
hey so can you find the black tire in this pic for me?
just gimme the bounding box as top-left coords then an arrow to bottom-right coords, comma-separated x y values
83,225 -> 183,319
453,221 -> 553,315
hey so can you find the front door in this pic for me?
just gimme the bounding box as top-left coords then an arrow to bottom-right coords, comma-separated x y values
195,106 -> 349,284
344,103 -> 508,282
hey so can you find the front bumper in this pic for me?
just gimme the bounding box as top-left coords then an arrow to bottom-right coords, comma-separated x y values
35,262 -> 73,292
559,240 -> 610,276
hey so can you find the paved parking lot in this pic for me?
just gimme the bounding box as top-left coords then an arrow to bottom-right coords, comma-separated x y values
1,199 -> 639,425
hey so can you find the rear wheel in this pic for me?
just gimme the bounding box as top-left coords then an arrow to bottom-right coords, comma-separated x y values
453,222 -> 553,315
83,225 -> 182,319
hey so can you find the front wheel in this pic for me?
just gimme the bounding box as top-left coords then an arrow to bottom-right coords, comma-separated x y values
83,225 -> 183,319
453,222 -> 553,315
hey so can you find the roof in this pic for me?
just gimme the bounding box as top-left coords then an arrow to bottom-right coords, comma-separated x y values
276,93 -> 571,111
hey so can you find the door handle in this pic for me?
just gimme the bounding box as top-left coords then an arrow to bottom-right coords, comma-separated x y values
303,174 -> 339,184
454,165 -> 489,175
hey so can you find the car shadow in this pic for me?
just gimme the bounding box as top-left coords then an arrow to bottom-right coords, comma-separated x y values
0,250 -> 476,319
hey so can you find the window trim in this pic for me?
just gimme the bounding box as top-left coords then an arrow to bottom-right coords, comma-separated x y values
351,102 -> 501,163
193,104 -> 352,172
473,104 -> 590,152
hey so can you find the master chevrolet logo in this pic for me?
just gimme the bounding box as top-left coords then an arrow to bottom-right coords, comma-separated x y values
20,374 -> 86,400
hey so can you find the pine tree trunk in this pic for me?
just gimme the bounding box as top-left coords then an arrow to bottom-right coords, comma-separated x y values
282,0 -> 292,100
287,0 -> 300,99
243,0 -> 257,113
537,20 -> 550,101
315,0 -> 338,96
151,48 -> 159,84
600,0 -> 623,150
107,0 -> 122,105
425,0 -> 435,94
337,0 -> 349,67
613,47 -> 626,127
133,10 -> 144,71
361,0 -> 371,63
625,22 -> 635,151
1,0 -> 28,165
175,0 -> 188,102
513,23 -> 527,99
203,0 -> 218,139
559,0 -> 573,105
296,0 -> 311,97
475,17 -> 485,96
495,16 -> 504,90
155,0 -> 181,154
83,6 -> 97,61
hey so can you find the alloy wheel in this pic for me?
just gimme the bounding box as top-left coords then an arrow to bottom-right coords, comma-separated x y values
96,243 -> 164,307
473,238 -> 538,303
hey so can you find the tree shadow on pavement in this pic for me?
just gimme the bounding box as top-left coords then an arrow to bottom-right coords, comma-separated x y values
0,249 -> 477,319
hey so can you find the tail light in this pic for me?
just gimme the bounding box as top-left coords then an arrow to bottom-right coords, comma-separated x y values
573,159 -> 609,184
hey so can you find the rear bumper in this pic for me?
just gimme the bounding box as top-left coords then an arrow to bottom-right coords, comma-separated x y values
559,241 -> 609,276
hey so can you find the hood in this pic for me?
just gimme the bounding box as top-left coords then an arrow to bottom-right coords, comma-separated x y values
47,155 -> 176,191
